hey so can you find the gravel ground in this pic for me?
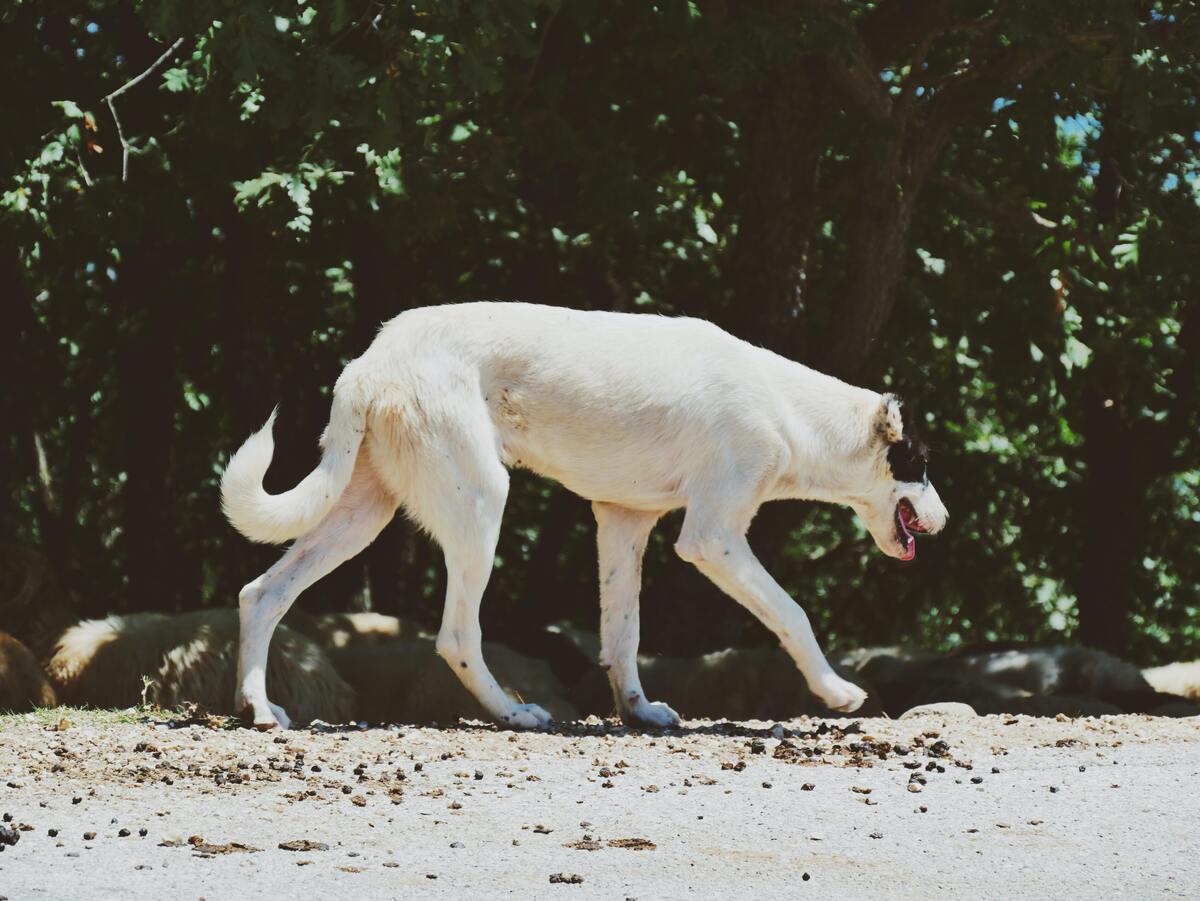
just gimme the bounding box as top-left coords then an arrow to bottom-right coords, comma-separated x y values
0,709 -> 1197,900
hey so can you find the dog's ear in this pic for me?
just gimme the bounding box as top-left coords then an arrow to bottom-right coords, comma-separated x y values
877,394 -> 904,444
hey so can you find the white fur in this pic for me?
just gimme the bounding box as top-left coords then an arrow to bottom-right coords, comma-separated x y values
221,302 -> 949,729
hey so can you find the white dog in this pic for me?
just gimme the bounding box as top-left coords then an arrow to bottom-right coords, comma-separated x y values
221,302 -> 948,729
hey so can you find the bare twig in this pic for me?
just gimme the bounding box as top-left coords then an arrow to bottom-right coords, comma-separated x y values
102,36 -> 186,182
74,149 -> 94,187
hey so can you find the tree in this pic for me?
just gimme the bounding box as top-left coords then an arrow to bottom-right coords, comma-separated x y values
2,1 -> 1197,662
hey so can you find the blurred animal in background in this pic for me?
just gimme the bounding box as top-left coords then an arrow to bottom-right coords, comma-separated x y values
46,609 -> 354,725
328,638 -> 578,724
844,644 -> 1200,718
0,630 -> 57,712
570,645 -> 882,720
1143,660 -> 1200,702
0,544 -> 78,658
294,611 -> 424,649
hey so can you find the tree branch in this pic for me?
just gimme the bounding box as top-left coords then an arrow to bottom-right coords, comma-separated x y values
930,173 -> 1059,233
859,0 -> 954,64
822,12 -> 893,122
103,36 -> 186,182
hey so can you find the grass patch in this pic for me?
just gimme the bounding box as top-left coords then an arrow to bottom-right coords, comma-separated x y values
0,705 -> 179,729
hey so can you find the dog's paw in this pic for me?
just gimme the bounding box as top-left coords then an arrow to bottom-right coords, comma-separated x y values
624,699 -> 682,730
237,694 -> 291,730
502,703 -> 553,730
267,701 -> 293,730
813,674 -> 868,714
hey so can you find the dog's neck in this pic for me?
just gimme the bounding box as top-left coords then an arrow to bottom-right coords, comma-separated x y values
766,356 -> 885,505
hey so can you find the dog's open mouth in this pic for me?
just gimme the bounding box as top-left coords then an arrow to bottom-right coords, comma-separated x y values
894,498 -> 928,561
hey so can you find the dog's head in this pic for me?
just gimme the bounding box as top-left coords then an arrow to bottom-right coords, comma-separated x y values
852,394 -> 948,561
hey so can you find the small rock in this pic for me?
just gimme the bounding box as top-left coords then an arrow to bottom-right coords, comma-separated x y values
899,702 -> 977,719
970,776 -> 983,785
801,783 -> 815,792
549,873 -> 584,884
279,840 -> 330,852
907,783 -> 923,793
83,832 -> 96,841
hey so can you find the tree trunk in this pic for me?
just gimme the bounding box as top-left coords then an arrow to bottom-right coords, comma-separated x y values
1075,382 -> 1144,655
0,249 -> 41,545
115,236 -> 184,612
820,150 -> 918,380
726,58 -> 825,358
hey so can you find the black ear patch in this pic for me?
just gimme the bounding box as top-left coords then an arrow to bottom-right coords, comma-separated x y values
886,401 -> 929,484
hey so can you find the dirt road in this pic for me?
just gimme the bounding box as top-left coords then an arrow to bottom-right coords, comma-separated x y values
0,710 -> 1197,899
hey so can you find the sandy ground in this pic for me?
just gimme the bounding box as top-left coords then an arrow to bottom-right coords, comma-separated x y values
0,709 -> 1197,900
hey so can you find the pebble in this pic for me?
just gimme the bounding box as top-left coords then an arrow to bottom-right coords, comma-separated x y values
899,702 -> 977,719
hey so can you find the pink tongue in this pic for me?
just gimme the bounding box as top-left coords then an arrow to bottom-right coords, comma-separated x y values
898,514 -> 915,560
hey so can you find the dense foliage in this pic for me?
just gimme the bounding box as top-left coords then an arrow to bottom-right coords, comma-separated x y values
3,1 -> 1198,664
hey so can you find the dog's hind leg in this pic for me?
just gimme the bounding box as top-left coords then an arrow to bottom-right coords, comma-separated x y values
593,502 -> 678,728
676,501 -> 868,714
408,421 -> 552,730
236,457 -> 396,729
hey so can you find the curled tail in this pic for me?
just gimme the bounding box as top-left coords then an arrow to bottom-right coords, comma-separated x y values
221,379 -> 369,544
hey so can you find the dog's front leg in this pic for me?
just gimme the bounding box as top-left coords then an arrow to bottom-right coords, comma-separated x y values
593,503 -> 679,728
676,515 -> 868,714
